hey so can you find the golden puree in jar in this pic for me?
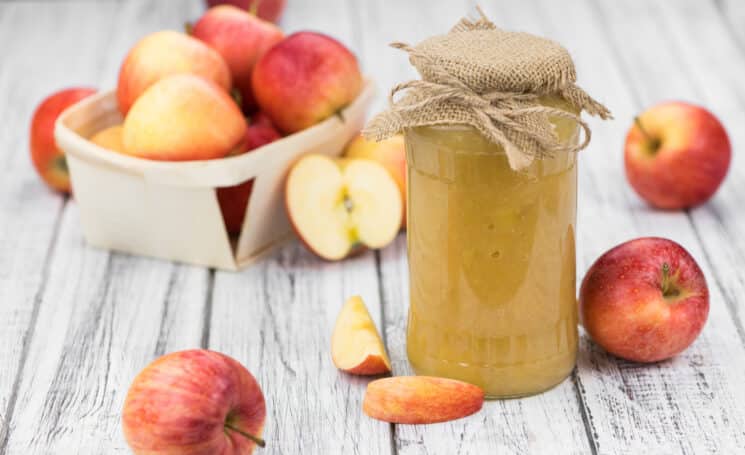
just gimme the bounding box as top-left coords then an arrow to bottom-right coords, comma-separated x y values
405,97 -> 580,398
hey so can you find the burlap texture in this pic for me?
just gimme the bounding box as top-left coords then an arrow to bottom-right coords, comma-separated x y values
363,8 -> 611,170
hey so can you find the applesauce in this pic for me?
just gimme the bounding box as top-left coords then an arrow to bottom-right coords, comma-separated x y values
405,97 -> 580,398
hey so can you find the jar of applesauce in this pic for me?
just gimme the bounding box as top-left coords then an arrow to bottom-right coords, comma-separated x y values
364,10 -> 610,398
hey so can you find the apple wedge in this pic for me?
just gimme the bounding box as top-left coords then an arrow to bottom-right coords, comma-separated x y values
286,155 -> 402,260
363,376 -> 484,424
331,296 -> 391,375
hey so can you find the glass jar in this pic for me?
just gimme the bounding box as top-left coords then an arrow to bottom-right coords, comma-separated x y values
405,96 -> 580,398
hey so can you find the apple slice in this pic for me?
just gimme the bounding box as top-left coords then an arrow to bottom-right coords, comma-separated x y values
331,296 -> 391,375
363,376 -> 484,424
285,154 -> 402,260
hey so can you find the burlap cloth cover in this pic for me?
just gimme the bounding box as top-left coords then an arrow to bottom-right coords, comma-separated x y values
363,8 -> 611,170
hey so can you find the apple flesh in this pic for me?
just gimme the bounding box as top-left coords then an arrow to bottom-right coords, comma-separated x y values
205,0 -> 286,23
217,115 -> 282,235
252,32 -> 362,134
624,101 -> 730,210
331,296 -> 391,375
122,349 -> 266,454
580,237 -> 709,363
89,125 -> 124,153
117,30 -> 232,115
345,134 -> 406,228
30,87 -> 96,193
363,376 -> 484,424
192,5 -> 283,112
122,74 -> 247,161
285,155 -> 402,261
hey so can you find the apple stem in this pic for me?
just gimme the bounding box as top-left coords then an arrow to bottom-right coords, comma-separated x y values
660,262 -> 680,299
633,116 -> 661,152
225,423 -> 266,448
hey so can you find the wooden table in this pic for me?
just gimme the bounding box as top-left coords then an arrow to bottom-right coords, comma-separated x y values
2,0 -> 745,453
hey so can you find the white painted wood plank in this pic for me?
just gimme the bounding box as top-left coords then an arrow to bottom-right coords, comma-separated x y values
716,0 -> 745,50
528,0 -> 745,453
209,246 -> 393,454
3,1 -> 211,453
207,0 -> 393,453
365,1 -> 593,453
0,0 -> 114,447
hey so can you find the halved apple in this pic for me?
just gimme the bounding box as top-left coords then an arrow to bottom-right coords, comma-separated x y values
285,154 -> 402,261
331,295 -> 391,375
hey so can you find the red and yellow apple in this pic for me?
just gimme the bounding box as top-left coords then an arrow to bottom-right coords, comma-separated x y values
30,87 -> 96,193
252,32 -> 362,134
285,154 -> 402,261
122,74 -> 247,161
624,102 -> 730,210
90,125 -> 124,153
363,376 -> 484,424
192,5 -> 283,111
345,134 -> 406,227
123,349 -> 266,454
331,296 -> 391,375
117,30 -> 232,115
217,114 -> 282,235
579,237 -> 709,363
205,0 -> 286,23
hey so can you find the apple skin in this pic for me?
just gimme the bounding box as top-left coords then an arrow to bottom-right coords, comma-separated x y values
217,113 -> 282,235
122,74 -> 247,161
122,349 -> 266,455
579,237 -> 709,363
624,102 -> 730,210
117,30 -> 232,115
363,376 -> 484,424
345,134 -> 406,228
205,0 -> 286,23
30,87 -> 96,193
192,5 -> 283,112
90,125 -> 124,153
252,32 -> 362,134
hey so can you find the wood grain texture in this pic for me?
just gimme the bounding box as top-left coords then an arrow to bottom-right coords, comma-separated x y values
529,0 -> 745,453
206,1 -> 394,453
1,1 -> 210,453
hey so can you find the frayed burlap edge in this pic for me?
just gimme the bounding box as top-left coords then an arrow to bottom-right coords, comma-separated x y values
363,7 -> 611,170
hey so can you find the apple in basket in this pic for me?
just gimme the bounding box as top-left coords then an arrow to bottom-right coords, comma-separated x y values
252,31 -> 363,134
217,112 -> 282,235
205,0 -> 286,23
122,73 -> 247,161
123,349 -> 266,454
117,30 -> 232,115
192,4 -> 284,112
30,87 -> 96,193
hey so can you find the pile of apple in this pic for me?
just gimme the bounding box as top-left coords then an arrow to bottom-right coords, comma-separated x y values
30,0 -> 407,252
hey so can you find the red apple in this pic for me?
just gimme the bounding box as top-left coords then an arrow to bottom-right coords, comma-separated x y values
579,237 -> 709,363
205,0 -> 286,23
624,102 -> 730,210
217,114 -> 282,235
122,349 -> 266,454
122,74 -> 248,161
30,87 -> 96,193
192,5 -> 284,112
252,32 -> 363,134
117,30 -> 232,115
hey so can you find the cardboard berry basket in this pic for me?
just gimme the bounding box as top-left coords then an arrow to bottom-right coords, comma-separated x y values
54,80 -> 375,271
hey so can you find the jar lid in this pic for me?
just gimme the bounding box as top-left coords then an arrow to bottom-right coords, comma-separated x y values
364,8 -> 611,170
